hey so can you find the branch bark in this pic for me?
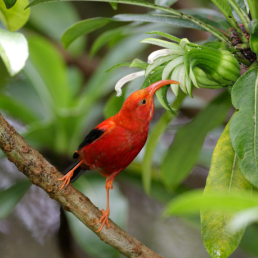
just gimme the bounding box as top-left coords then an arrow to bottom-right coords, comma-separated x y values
0,112 -> 164,258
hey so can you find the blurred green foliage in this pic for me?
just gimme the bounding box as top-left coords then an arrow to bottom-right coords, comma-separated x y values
1,0 -> 258,258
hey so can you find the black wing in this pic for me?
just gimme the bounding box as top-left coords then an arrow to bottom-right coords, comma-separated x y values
73,128 -> 104,159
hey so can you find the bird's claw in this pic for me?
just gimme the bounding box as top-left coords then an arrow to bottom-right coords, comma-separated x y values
58,173 -> 72,191
96,209 -> 110,232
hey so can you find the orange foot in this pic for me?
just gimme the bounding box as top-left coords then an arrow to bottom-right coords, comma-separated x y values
96,209 -> 110,232
58,170 -> 74,191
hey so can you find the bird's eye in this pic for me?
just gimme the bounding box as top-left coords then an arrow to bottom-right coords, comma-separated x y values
141,99 -> 146,104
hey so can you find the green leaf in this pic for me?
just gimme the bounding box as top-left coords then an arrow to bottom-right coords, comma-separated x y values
141,37 -> 181,49
235,0 -> 248,14
211,0 -> 248,43
109,2 -> 117,9
0,180 -> 31,220
26,0 -> 229,42
246,0 -> 258,20
155,0 -> 177,6
156,85 -> 178,115
201,122 -> 253,258
105,62 -> 131,73
142,67 -> 163,88
28,2 -> 85,55
211,0 -> 233,19
161,91 -> 232,191
3,0 -> 17,9
27,0 -> 166,10
164,190 -> 258,216
0,28 -> 28,76
230,67 -> 258,188
114,13 -> 227,32
0,0 -> 30,31
145,55 -> 176,77
0,95 -> 38,124
27,36 -> 71,109
240,226 -> 258,256
114,13 -> 205,30
130,58 -> 148,70
142,92 -> 186,194
146,30 -> 180,43
62,17 -> 112,49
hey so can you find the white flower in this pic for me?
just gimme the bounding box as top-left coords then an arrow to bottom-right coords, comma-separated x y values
148,49 -> 177,64
115,71 -> 145,96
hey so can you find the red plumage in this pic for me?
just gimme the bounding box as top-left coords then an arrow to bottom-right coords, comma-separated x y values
59,80 -> 179,232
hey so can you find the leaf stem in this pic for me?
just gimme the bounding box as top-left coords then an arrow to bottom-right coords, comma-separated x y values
247,0 -> 258,20
211,0 -> 248,43
153,6 -> 231,44
235,42 -> 250,50
227,0 -> 250,32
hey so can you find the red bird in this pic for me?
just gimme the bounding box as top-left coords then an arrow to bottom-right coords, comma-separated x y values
59,80 -> 179,232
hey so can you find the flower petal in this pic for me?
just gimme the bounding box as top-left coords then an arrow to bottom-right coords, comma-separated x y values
115,71 -> 145,96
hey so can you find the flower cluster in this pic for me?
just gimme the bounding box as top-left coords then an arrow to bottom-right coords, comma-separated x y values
115,36 -> 240,96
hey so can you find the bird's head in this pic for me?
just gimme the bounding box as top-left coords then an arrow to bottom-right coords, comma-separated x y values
116,80 -> 179,128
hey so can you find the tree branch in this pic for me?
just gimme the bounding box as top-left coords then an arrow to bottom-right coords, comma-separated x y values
0,112 -> 164,258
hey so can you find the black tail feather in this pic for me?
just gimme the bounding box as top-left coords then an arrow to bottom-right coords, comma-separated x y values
62,160 -> 86,183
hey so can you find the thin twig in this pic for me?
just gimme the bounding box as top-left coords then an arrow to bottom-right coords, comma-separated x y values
0,112 -> 164,258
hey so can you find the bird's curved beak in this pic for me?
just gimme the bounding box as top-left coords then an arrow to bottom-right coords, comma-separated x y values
147,80 -> 180,96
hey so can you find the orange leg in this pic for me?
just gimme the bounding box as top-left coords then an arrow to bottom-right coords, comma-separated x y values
96,177 -> 114,232
58,160 -> 83,191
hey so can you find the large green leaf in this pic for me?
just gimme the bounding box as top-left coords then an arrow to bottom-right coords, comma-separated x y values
201,122 -> 253,258
29,2 -> 85,55
211,0 -> 233,19
0,180 -> 31,220
27,0 -> 228,42
0,28 -> 28,76
117,13 -> 227,31
26,36 -> 71,109
164,190 -> 258,216
161,91 -> 231,191
230,67 -> 258,188
27,0 -> 174,12
142,92 -> 186,194
62,17 -> 112,49
113,13 -> 221,31
0,0 -> 30,31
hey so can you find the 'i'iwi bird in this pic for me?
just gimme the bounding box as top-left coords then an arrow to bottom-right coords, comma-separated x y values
59,80 -> 179,232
